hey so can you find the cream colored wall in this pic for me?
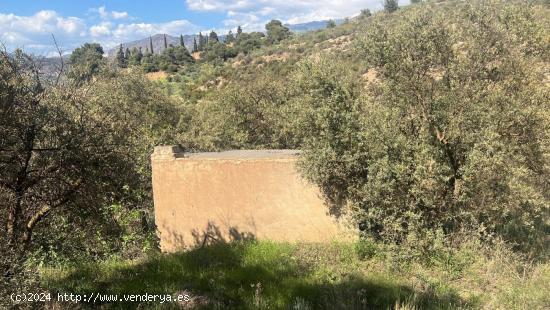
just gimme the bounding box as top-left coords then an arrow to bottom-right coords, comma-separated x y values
152,146 -> 354,252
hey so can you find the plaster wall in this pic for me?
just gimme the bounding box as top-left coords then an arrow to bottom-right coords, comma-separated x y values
152,146 -> 353,252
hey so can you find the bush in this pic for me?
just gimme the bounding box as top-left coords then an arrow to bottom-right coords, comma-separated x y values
297,2 -> 549,256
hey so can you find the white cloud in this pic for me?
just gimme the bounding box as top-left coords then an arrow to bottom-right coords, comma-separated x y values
90,22 -> 112,37
187,0 -> 391,31
89,20 -> 201,49
111,11 -> 129,20
224,11 -> 261,28
97,6 -> 108,18
113,20 -> 198,38
0,10 -> 86,35
0,10 -> 87,54
91,6 -> 130,20
0,9 -> 200,55
187,0 -> 257,11
1,31 -> 29,44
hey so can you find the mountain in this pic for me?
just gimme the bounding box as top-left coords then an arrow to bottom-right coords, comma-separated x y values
106,34 -> 195,57
29,54 -> 71,79
285,19 -> 344,32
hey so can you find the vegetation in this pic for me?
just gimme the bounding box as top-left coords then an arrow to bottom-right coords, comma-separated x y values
167,1 -> 549,259
2,0 -> 549,308
299,1 -> 549,257
68,43 -> 105,82
1,48 -> 179,305
384,0 -> 400,13
114,20 -> 289,74
42,240 -> 549,309
265,20 -> 292,44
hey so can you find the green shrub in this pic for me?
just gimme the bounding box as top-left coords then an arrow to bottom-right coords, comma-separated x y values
297,2 -> 549,256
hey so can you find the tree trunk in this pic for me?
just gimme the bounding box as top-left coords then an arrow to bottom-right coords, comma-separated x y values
21,205 -> 52,244
6,196 -> 22,244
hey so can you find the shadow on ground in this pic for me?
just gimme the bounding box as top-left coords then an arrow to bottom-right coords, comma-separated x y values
43,240 -> 472,309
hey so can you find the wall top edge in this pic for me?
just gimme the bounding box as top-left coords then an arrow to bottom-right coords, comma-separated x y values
152,146 -> 302,160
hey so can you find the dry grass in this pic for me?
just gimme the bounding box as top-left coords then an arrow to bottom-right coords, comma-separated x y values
145,71 -> 168,81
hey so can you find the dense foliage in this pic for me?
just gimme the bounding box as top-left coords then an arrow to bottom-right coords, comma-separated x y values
296,2 -> 550,256
1,49 -> 179,304
68,43 -> 105,82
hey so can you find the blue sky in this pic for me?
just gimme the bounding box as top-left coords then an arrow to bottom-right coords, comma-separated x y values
0,0 -> 392,56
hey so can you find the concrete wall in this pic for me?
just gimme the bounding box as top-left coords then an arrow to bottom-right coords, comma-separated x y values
151,146 -> 354,252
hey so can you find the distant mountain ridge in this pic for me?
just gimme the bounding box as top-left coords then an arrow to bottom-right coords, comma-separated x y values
285,19 -> 345,32
106,34 -> 196,57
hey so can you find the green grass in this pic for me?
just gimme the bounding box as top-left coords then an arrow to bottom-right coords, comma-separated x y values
41,241 -> 548,309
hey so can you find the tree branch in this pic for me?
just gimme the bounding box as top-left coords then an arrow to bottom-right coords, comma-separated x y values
21,205 -> 52,243
51,34 -> 65,86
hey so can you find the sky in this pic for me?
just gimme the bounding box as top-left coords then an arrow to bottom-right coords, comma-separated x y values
0,0 -> 394,56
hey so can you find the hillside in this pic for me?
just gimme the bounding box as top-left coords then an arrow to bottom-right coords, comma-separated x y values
2,1 -> 549,309
149,13 -> 365,112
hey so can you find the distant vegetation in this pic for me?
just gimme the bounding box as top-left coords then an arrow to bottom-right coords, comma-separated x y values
1,0 -> 549,308
105,20 -> 292,73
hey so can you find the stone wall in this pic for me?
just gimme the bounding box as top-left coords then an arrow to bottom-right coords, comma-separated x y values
151,146 -> 354,252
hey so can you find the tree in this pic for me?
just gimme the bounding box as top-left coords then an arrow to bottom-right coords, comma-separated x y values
298,3 -> 549,252
125,47 -> 131,60
115,44 -> 127,68
149,36 -> 154,54
137,47 -> 143,61
159,47 -> 177,72
163,34 -> 168,49
265,20 -> 291,44
180,34 -> 185,47
68,43 -> 105,82
226,30 -> 235,44
204,42 -> 236,62
237,25 -> 243,38
128,47 -> 143,66
360,9 -> 372,18
234,32 -> 265,54
198,32 -> 205,51
173,45 -> 194,65
2,50 -> 161,250
384,0 -> 399,13
209,31 -> 219,43
157,43 -> 194,72
326,20 -> 336,28
193,38 -> 198,53
185,72 -> 293,150
141,53 -> 158,72
1,50 -> 180,296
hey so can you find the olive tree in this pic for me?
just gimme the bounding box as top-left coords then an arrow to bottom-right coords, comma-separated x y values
265,20 -> 291,44
68,43 -> 106,83
297,2 -> 549,254
1,50 -> 179,297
